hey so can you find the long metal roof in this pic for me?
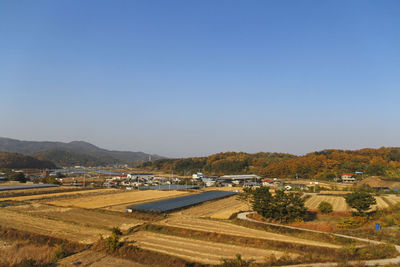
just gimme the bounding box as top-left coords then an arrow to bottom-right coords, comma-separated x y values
127,190 -> 237,213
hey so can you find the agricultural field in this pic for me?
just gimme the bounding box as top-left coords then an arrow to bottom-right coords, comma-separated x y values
2,188 -> 116,201
0,185 -> 91,198
158,216 -> 340,248
46,190 -> 191,210
172,195 -> 248,219
5,203 -> 143,231
58,250 -> 146,267
373,196 -> 391,210
305,194 -> 394,212
127,231 -> 294,265
0,209 -> 109,243
385,195 -> 400,205
305,195 -> 350,212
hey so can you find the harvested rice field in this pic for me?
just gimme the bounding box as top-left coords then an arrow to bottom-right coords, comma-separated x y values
58,250 -> 147,267
305,195 -> 349,212
373,196 -> 390,210
0,209 -> 109,244
158,216 -> 340,248
128,231 -> 295,264
6,203 -> 143,231
171,195 -> 249,219
384,195 -> 400,205
2,188 -> 116,201
46,190 -> 191,209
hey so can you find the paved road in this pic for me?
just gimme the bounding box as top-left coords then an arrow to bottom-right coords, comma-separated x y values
237,212 -> 400,266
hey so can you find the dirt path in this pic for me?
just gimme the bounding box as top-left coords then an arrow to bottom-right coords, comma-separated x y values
158,216 -> 340,248
238,212 -> 400,266
127,231 -> 293,264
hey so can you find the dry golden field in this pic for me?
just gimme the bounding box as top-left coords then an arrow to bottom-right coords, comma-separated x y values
46,190 -> 191,209
0,209 -> 109,243
305,195 -> 350,212
0,186 -> 92,198
6,203 -> 143,231
128,231 -> 295,265
385,195 -> 400,205
58,250 -> 147,267
373,196 -> 390,210
158,216 -> 340,248
2,188 -> 117,201
171,195 -> 248,219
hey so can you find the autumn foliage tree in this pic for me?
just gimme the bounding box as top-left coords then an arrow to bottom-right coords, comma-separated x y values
247,187 -> 307,223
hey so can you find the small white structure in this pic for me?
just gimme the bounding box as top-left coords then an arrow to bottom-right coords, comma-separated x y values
341,173 -> 355,183
220,175 -> 260,181
192,172 -> 205,180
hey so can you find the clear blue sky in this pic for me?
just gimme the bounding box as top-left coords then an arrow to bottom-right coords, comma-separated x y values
1,0 -> 399,157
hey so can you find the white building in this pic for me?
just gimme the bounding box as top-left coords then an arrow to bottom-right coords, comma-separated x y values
192,172 -> 205,180
220,174 -> 260,181
341,173 -> 355,183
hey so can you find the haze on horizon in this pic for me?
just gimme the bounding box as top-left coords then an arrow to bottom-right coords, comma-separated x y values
1,1 -> 399,158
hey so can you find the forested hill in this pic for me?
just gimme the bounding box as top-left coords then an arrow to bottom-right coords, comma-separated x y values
139,148 -> 400,179
0,152 -> 56,169
0,137 -> 164,166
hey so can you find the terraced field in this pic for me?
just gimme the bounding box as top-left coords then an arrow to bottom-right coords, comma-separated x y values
158,216 -> 340,248
0,209 -> 108,243
385,195 -> 400,205
2,188 -> 116,201
58,250 -> 146,267
46,190 -> 191,209
373,196 -> 390,210
305,195 -> 349,212
6,203 -> 143,231
171,195 -> 248,219
128,231 -> 294,264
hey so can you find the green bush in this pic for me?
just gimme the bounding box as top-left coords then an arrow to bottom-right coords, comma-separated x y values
318,201 -> 333,214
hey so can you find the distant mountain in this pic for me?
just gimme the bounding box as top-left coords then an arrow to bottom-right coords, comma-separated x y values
0,137 -> 164,167
0,151 -> 56,169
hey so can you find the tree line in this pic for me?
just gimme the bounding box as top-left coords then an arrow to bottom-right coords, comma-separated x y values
139,148 -> 400,179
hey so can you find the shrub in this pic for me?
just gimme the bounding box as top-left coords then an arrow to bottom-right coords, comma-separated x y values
318,201 -> 333,214
337,217 -> 366,229
345,191 -> 376,215
220,254 -> 253,267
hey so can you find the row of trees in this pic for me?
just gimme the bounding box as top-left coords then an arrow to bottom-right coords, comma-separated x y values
140,148 -> 400,179
242,186 -> 377,223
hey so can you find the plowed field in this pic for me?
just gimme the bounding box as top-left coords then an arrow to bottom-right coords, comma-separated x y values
158,216 -> 340,248
128,231 -> 294,264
